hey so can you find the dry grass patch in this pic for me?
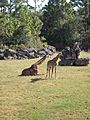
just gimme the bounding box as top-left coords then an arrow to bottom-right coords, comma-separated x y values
0,51 -> 90,120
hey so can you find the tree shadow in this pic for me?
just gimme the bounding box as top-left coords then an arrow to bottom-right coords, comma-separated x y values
31,77 -> 45,83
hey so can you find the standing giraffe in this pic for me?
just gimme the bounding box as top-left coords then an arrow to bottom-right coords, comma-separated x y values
46,53 -> 61,78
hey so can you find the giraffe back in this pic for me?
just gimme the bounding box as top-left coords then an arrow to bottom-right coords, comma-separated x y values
47,53 -> 60,68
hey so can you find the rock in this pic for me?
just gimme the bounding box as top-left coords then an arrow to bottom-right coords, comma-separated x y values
58,43 -> 89,66
16,48 -> 29,56
4,49 -> 17,59
61,47 -> 72,60
73,42 -> 81,59
34,53 -> 40,58
37,50 -> 46,56
17,53 -> 28,59
47,45 -> 56,53
0,45 -> 56,60
27,48 -> 37,53
59,59 -> 75,66
0,53 -> 6,60
74,58 -> 89,66
16,48 -> 37,59
87,48 -> 90,53
0,49 -> 4,53
29,52 -> 36,59
37,45 -> 56,57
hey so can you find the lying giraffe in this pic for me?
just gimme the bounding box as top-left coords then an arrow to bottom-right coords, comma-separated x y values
20,55 -> 46,76
20,64 -> 38,76
46,53 -> 61,78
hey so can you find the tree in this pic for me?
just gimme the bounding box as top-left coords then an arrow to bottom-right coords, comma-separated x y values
41,0 -> 77,49
79,0 -> 90,50
11,5 -> 43,48
0,0 -> 8,13
33,0 -> 46,11
0,3 -> 43,49
0,14 -> 18,45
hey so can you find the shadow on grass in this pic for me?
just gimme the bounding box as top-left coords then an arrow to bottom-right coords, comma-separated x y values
18,73 -> 45,77
31,77 -> 46,83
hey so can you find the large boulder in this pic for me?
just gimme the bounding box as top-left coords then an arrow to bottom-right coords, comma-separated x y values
58,59 -> 75,66
59,43 -> 89,66
37,45 -> 56,56
59,58 -> 90,66
16,48 -> 38,59
29,52 -> 36,59
37,50 -> 46,56
4,49 -> 17,59
16,48 -> 30,56
16,53 -> 28,59
27,48 -> 37,53
61,47 -> 72,60
0,53 -> 6,60
74,58 -> 89,66
47,45 -> 56,53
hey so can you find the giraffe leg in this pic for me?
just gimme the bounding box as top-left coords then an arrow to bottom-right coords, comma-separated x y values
51,67 -> 54,78
46,67 -> 48,78
55,66 -> 56,78
49,68 -> 50,78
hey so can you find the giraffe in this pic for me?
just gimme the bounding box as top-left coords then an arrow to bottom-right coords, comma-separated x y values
46,53 -> 61,78
20,64 -> 38,76
20,55 -> 46,76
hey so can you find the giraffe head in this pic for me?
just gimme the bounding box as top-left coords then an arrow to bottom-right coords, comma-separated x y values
52,52 -> 62,62
58,52 -> 62,58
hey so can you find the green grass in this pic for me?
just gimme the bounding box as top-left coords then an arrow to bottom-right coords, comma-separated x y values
0,51 -> 90,120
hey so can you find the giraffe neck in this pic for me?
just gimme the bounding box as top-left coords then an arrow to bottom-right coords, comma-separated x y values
52,54 -> 59,62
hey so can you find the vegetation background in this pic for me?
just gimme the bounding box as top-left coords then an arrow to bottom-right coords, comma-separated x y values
0,0 -> 90,50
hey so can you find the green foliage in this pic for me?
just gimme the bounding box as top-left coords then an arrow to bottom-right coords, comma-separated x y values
14,5 -> 43,48
0,0 -> 8,13
0,14 -> 18,45
0,0 -> 89,50
0,4 -> 43,49
41,0 -> 78,48
77,0 -> 90,50
40,0 -> 90,49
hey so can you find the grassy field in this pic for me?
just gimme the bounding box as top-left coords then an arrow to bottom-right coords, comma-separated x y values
0,51 -> 90,120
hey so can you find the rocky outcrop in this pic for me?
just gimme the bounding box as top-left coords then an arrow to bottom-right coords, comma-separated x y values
59,58 -> 89,66
59,43 -> 90,66
0,45 -> 56,60
74,58 -> 89,66
59,59 -> 75,66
